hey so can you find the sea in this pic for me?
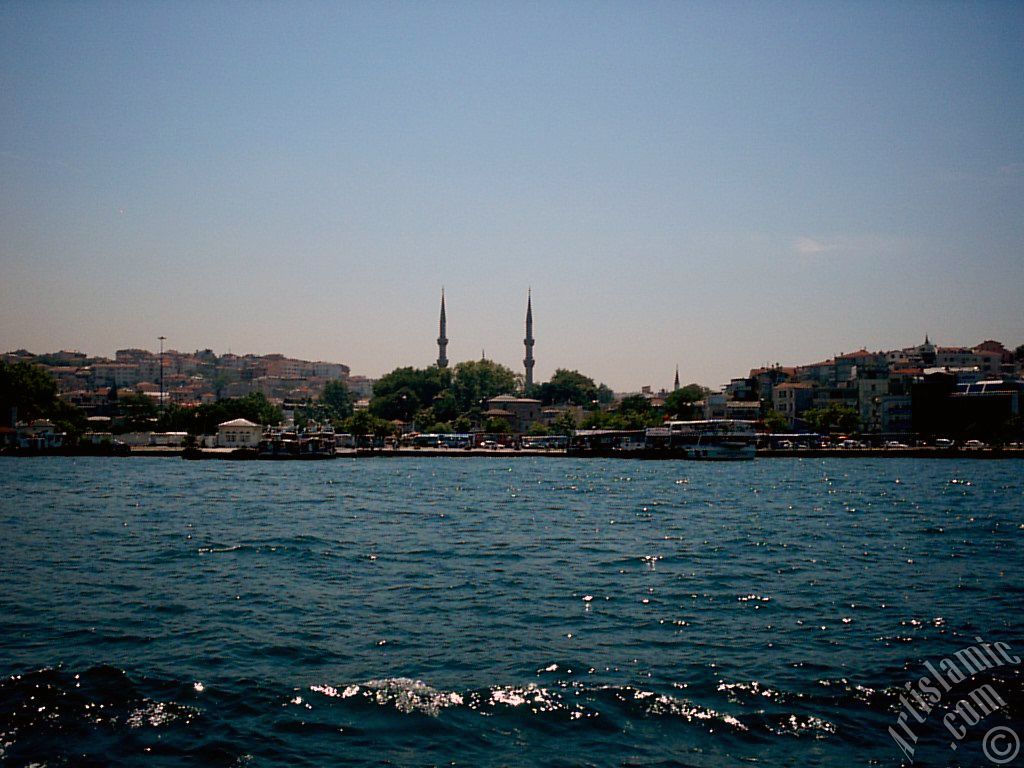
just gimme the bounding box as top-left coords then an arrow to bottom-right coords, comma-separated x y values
0,456 -> 1021,767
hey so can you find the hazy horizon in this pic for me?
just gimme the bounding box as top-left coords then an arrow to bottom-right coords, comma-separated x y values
3,1 -> 1022,391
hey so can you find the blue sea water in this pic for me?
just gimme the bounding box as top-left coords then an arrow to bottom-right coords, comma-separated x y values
0,456 -> 1021,767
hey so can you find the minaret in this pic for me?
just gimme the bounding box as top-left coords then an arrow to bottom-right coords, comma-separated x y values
437,289 -> 449,368
674,366 -> 680,391
523,290 -> 535,389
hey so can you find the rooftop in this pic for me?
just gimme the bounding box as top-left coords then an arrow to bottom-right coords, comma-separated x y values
218,418 -> 260,428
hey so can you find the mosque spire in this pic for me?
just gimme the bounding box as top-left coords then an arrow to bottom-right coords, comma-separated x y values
437,289 -> 449,368
523,289 -> 535,390
674,365 -> 680,391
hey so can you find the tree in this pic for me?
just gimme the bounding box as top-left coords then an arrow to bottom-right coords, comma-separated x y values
188,393 -> 283,435
0,361 -> 87,438
320,380 -> 353,420
49,397 -> 87,439
431,390 -> 459,423
802,404 -> 859,434
526,422 -> 551,436
551,410 -> 578,436
413,407 -> 437,431
0,360 -> 59,423
535,369 -> 615,407
1014,344 -> 1024,363
614,395 -> 662,429
484,417 -> 511,433
618,394 -> 653,415
210,371 -> 237,400
157,403 -> 194,432
451,360 -> 518,414
664,384 -> 708,419
537,369 -> 598,406
370,366 -> 450,421
344,410 -> 372,436
581,409 -> 629,430
118,393 -> 159,432
764,410 -> 789,433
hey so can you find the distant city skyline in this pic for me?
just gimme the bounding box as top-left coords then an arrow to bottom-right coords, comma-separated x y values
2,2 -> 1022,391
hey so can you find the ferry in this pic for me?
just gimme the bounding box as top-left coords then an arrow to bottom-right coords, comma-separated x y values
658,419 -> 757,460
568,420 -> 757,460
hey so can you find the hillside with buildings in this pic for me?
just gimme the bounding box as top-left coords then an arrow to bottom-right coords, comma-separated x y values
2,334 -> 1023,448
0,347 -> 373,419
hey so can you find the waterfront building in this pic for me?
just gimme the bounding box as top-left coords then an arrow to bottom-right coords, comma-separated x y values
749,365 -> 795,408
725,400 -> 760,421
772,382 -> 815,426
913,373 -> 1023,441
703,392 -> 727,420
485,395 -> 542,433
217,418 -> 263,448
856,372 -> 890,433
725,377 -> 755,401
878,394 -> 913,434
15,420 -> 64,450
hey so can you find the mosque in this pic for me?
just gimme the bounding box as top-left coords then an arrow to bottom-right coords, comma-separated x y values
435,290 -> 536,388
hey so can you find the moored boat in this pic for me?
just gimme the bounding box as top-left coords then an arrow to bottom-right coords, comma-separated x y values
658,419 -> 757,460
257,424 -> 336,459
568,420 -> 757,460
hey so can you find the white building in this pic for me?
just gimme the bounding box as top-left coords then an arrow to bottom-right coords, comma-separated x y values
217,418 -> 263,448
16,420 -> 64,450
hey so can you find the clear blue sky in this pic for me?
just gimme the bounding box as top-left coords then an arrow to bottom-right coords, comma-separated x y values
2,1 -> 1021,390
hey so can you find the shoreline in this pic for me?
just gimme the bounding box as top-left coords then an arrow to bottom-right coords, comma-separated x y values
2,446 -> 1022,460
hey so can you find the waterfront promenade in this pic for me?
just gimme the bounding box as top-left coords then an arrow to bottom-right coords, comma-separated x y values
10,445 -> 1022,460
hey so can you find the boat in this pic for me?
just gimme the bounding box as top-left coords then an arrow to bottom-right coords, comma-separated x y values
567,420 -> 757,460
658,419 -> 757,460
257,424 -> 336,459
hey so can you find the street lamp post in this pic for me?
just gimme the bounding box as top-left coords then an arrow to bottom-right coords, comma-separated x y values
158,336 -> 166,412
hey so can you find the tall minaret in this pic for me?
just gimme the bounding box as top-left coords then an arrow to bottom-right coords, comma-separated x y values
437,289 -> 449,368
523,289 -> 535,389
674,366 -> 680,391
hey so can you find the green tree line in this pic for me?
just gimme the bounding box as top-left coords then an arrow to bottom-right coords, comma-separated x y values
0,360 -> 86,437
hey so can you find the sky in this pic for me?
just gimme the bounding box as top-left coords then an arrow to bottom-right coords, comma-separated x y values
2,1 -> 1022,391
